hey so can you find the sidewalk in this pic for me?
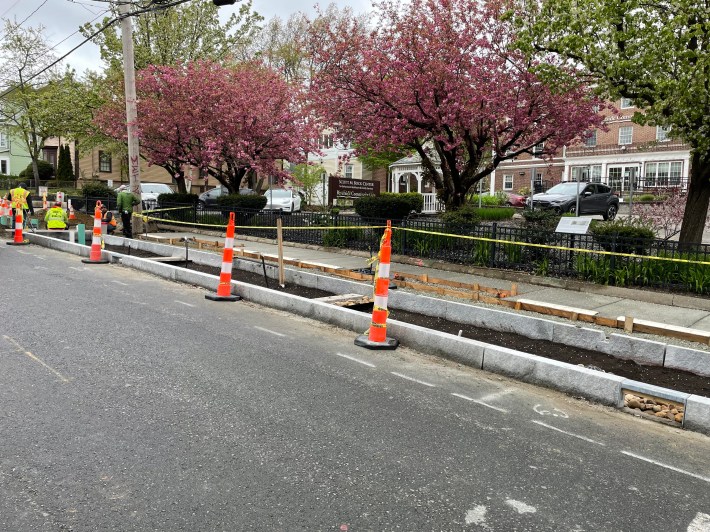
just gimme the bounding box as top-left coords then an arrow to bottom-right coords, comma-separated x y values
142,229 -> 710,338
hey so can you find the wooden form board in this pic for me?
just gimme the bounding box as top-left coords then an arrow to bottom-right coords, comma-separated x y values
617,316 -> 710,345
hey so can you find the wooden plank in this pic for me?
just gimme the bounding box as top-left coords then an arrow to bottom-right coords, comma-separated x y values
595,315 -> 620,328
515,299 -> 598,321
624,316 -> 635,333
631,318 -> 710,344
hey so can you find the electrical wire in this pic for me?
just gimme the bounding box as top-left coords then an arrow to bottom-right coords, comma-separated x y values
0,0 -> 22,19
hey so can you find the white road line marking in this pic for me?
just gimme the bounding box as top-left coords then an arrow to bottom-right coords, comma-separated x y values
477,389 -> 513,403
254,326 -> 285,337
33,266 -> 48,270
112,280 -> 129,286
33,255 -> 46,260
531,420 -> 605,446
451,393 -> 509,413
16,250 -> 30,254
621,451 -> 710,484
3,335 -> 70,383
336,353 -> 376,368
505,499 -> 537,514
175,300 -> 195,307
391,372 -> 435,387
464,505 -> 487,526
688,512 -> 710,531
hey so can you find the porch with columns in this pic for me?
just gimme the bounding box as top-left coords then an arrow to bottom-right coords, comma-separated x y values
389,155 -> 445,213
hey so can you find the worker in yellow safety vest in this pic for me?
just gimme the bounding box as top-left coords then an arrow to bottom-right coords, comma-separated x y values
45,202 -> 69,230
5,182 -> 34,229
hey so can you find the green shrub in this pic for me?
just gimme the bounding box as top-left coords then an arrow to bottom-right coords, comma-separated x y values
590,218 -> 655,255
158,192 -> 199,206
354,193 -> 420,220
521,209 -> 560,231
441,205 -> 480,233
474,207 -> 515,221
636,194 -> 656,202
20,160 -> 55,181
56,145 -> 73,181
217,193 -> 267,210
322,227 -> 364,248
468,194 -> 504,207
81,181 -> 117,197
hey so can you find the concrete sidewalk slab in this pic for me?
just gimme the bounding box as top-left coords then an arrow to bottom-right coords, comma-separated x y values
509,287 -> 622,309
593,299 -> 708,328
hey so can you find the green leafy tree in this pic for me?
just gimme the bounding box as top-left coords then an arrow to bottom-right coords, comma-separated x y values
56,144 -> 73,181
291,163 -> 325,205
517,0 -> 710,245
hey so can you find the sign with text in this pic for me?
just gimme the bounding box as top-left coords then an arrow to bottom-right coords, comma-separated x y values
555,217 -> 592,235
328,176 -> 380,204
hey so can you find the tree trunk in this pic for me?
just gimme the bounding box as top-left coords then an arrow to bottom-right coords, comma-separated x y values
678,151 -> 710,246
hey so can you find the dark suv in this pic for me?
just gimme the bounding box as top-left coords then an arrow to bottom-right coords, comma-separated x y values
528,182 -> 619,220
198,187 -> 255,207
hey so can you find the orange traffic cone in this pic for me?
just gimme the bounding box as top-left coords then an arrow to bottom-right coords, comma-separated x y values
0,198 -> 9,218
82,201 -> 109,264
42,194 -> 48,210
6,206 -> 29,246
355,220 -> 398,350
205,212 -> 240,301
68,199 -> 76,220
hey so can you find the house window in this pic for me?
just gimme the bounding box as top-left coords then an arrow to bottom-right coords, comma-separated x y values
645,161 -> 682,187
656,126 -> 671,142
98,151 -> 112,173
620,97 -> 633,109
618,126 -> 633,145
532,143 -> 544,158
1,159 -> 7,174
584,130 -> 597,147
571,165 -> 602,183
503,174 -> 513,190
0,132 -> 7,149
319,134 -> 334,149
344,164 -> 353,179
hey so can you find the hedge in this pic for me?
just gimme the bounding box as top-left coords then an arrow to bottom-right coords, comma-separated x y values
354,192 -> 423,220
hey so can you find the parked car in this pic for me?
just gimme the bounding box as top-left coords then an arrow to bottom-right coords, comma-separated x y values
528,182 -> 619,220
198,187 -> 255,207
263,188 -> 302,213
504,192 -> 527,207
115,183 -> 173,209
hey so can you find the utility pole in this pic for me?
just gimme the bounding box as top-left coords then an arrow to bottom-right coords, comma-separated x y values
118,0 -> 143,233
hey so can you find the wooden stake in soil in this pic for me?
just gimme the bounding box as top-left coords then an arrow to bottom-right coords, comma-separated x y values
277,217 -> 285,287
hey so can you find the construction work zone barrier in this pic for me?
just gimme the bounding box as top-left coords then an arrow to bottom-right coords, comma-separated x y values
205,211 -> 240,302
82,200 -> 109,264
0,198 -> 10,219
42,194 -> 48,210
355,220 -> 398,350
6,203 -> 29,246
68,199 -> 76,220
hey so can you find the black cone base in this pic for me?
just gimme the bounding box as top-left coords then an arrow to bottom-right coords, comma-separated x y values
6,241 -> 29,246
205,293 -> 241,302
354,334 -> 399,350
82,258 -> 109,264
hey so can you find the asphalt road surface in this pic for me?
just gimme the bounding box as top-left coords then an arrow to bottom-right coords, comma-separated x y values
2,244 -> 710,531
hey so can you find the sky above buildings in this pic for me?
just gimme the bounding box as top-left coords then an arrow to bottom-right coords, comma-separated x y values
1,0 -> 371,76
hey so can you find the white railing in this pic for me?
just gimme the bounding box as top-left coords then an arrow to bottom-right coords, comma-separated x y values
422,193 -> 445,214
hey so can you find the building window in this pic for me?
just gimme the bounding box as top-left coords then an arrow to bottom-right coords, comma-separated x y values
319,134 -> 334,149
645,161 -> 682,187
532,143 -> 544,158
0,132 -> 7,149
584,130 -> 597,147
98,151 -> 112,173
503,174 -> 513,190
344,164 -> 353,179
571,165 -> 602,183
618,126 -> 633,145
620,97 -> 633,109
1,159 -> 7,174
656,126 -> 671,142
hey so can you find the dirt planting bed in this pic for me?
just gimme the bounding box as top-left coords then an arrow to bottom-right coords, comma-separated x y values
106,244 -> 710,397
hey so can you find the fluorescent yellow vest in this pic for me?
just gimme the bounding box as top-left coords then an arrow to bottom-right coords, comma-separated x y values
10,187 -> 29,209
45,207 -> 68,229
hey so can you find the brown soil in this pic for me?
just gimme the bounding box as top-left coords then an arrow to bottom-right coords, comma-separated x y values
81,244 -> 710,397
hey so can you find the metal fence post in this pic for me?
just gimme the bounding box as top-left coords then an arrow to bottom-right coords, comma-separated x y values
489,222 -> 497,267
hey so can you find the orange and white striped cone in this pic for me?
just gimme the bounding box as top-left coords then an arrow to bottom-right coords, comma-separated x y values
205,211 -> 240,301
355,220 -> 398,350
42,194 -> 48,210
82,201 -> 109,264
6,206 -> 29,246
1,198 -> 8,218
68,199 -> 76,220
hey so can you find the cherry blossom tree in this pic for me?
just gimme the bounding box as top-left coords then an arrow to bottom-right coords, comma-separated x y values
636,190 -> 710,241
94,61 -> 318,193
308,0 -> 606,209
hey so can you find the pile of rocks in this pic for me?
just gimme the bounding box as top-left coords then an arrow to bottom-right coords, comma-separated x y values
624,393 -> 684,423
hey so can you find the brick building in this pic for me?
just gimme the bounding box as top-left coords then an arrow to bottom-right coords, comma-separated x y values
491,98 -> 691,196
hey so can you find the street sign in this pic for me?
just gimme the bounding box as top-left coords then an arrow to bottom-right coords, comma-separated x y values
555,217 -> 592,234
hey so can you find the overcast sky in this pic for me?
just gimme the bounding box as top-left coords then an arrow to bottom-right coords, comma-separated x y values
1,0 -> 372,76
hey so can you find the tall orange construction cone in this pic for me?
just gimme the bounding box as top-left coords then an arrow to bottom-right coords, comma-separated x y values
205,211 -> 240,301
6,204 -> 29,246
68,199 -> 76,220
82,201 -> 109,264
42,194 -> 48,210
355,220 -> 398,350
1,197 -> 9,218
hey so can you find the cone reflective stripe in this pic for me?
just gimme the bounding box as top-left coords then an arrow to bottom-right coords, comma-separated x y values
6,208 -> 29,246
205,212 -> 240,301
81,201 -> 109,264
355,220 -> 398,350
68,199 -> 76,220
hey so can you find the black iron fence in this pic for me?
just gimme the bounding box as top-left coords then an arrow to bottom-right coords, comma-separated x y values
148,203 -> 710,296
